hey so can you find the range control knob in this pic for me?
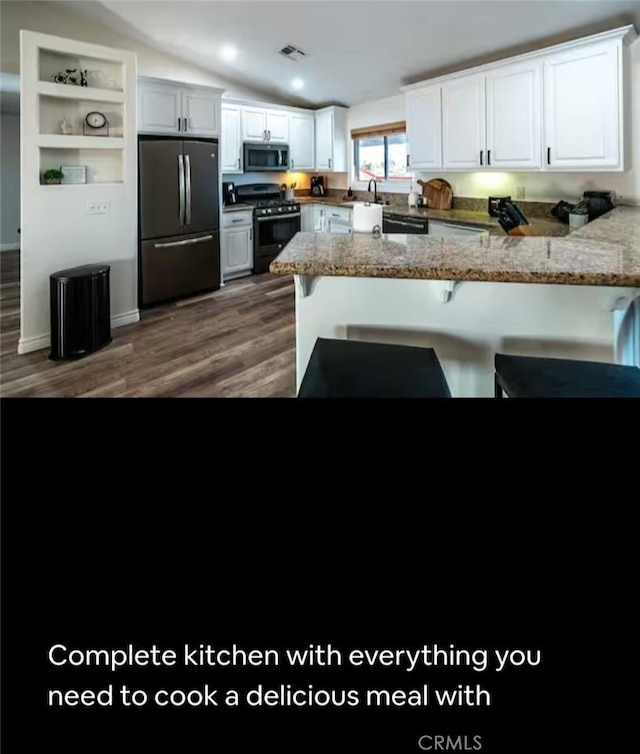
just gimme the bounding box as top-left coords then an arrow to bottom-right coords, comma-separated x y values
278,207 -> 283,213
267,209 -> 272,214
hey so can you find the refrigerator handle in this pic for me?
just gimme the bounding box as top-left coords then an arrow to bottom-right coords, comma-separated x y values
185,154 -> 192,225
178,154 -> 185,225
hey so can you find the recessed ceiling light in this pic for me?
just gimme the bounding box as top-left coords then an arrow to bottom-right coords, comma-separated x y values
220,46 -> 237,62
292,78 -> 304,90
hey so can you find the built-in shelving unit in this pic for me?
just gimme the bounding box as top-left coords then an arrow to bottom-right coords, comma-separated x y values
20,30 -> 138,355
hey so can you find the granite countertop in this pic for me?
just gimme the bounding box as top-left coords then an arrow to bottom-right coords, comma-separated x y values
297,196 -> 567,236
269,206 -> 640,287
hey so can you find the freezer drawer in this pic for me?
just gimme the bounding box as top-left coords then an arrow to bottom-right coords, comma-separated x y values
140,230 -> 220,306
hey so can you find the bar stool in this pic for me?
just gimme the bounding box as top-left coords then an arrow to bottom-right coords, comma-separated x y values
298,338 -> 452,397
494,353 -> 640,398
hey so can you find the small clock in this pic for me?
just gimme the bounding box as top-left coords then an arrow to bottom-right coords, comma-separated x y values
83,111 -> 109,136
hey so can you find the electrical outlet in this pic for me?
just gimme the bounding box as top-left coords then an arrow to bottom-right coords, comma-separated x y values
86,201 -> 110,215
515,186 -> 525,200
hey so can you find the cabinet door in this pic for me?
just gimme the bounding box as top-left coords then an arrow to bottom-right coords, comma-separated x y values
313,206 -> 326,232
182,87 -> 220,137
406,87 -> 442,170
243,108 -> 267,141
221,106 -> 242,173
442,75 -> 486,170
544,42 -> 620,169
486,61 -> 542,169
138,80 -> 182,134
315,109 -> 333,170
223,227 -> 253,276
301,205 -> 314,232
289,114 -> 315,170
265,110 -> 289,142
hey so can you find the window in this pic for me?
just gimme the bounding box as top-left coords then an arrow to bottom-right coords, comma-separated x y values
352,122 -> 410,183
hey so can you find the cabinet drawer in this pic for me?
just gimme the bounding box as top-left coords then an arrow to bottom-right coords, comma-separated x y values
326,207 -> 351,223
222,210 -> 253,228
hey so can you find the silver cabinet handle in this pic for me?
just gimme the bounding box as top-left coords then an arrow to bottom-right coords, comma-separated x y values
249,228 -> 253,241
178,117 -> 181,132
178,154 -> 185,225
154,235 -> 213,248
291,159 -> 294,170
231,218 -> 244,223
185,154 -> 192,225
331,213 -> 341,217
263,130 -> 266,141
184,117 -> 188,132
237,156 -> 241,169
328,157 -> 332,169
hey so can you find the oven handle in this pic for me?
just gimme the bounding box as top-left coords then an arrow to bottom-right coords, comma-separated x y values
256,213 -> 301,221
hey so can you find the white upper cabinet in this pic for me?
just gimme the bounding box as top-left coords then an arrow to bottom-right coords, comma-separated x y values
543,41 -> 621,169
138,80 -> 182,134
241,107 -> 289,142
242,108 -> 268,141
138,78 -> 223,137
265,110 -> 289,142
442,75 -> 486,170
486,61 -> 542,169
221,105 -> 242,173
402,25 -> 633,173
406,86 -> 442,170
182,86 -> 220,137
289,113 -> 315,171
315,106 -> 348,172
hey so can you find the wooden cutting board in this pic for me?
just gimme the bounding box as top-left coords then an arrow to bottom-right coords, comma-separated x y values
417,178 -> 453,210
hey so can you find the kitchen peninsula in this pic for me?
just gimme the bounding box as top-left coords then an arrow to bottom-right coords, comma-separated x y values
270,206 -> 640,397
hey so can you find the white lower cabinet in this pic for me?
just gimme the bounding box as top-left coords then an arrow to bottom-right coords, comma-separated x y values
313,205 -> 326,232
222,210 -> 254,279
301,205 -> 314,232
326,206 -> 352,234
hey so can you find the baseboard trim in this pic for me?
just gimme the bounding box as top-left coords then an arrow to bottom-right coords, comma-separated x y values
111,309 -> 140,328
0,243 -> 20,252
18,309 -> 141,354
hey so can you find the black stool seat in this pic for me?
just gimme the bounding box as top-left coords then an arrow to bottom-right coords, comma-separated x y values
298,338 -> 451,397
495,354 -> 640,398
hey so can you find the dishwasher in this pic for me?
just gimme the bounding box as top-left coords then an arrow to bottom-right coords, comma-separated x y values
428,220 -> 489,237
382,216 -> 429,234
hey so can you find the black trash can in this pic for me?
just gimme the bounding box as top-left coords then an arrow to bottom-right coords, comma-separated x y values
50,264 -> 112,361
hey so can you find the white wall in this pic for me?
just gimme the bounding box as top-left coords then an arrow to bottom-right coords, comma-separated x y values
345,43 -> 640,203
0,113 -> 20,248
0,1 -> 273,101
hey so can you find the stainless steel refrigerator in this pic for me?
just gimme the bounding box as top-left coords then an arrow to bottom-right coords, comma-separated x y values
139,137 -> 220,306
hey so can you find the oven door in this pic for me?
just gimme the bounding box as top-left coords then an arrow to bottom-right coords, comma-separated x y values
254,214 -> 301,273
243,143 -> 289,172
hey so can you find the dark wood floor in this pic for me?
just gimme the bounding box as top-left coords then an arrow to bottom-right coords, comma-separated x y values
0,250 -> 296,397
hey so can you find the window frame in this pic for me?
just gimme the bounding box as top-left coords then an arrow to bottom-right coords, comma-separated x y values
351,128 -> 413,192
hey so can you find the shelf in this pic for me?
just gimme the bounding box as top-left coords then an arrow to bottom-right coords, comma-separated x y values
36,81 -> 125,103
37,135 -> 125,150
39,181 -> 124,188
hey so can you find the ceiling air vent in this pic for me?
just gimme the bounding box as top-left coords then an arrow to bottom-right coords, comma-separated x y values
278,44 -> 307,62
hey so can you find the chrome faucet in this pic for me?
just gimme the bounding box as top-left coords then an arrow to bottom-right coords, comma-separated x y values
367,178 -> 379,204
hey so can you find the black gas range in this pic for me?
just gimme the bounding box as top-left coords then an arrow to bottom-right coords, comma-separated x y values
235,184 -> 301,274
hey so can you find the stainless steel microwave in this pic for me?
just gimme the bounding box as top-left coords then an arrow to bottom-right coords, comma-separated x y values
243,142 -> 289,172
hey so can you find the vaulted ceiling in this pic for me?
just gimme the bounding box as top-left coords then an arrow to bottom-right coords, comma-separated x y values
55,1 -> 640,107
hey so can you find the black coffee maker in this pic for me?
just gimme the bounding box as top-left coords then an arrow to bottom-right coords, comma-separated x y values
310,176 -> 325,197
582,191 -> 615,221
222,181 -> 237,206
